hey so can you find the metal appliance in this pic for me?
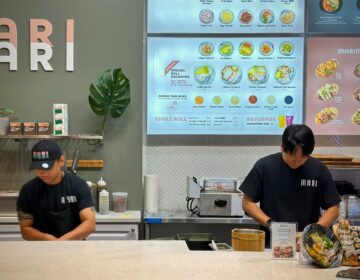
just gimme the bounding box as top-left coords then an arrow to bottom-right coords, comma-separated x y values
186,177 -> 244,217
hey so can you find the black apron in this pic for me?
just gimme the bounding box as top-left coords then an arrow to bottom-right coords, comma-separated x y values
34,179 -> 80,238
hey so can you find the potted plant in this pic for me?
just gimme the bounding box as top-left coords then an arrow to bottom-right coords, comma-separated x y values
0,107 -> 14,135
88,68 -> 130,139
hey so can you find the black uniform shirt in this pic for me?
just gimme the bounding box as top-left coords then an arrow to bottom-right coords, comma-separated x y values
240,153 -> 341,231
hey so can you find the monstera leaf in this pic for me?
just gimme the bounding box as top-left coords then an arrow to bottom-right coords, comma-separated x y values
89,68 -> 130,136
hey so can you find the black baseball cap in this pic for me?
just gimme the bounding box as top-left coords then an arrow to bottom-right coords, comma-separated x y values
30,140 -> 63,170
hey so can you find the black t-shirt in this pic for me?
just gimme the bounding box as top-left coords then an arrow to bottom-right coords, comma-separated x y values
240,153 -> 341,231
17,172 -> 93,235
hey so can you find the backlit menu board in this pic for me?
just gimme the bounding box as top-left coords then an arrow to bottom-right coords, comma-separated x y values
147,37 -> 304,135
308,0 -> 360,33
305,37 -> 360,135
147,0 -> 305,34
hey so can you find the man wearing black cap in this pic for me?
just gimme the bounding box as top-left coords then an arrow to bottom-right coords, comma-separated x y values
16,140 -> 95,240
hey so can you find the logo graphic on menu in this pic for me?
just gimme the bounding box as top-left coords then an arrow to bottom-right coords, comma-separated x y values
300,179 -> 318,188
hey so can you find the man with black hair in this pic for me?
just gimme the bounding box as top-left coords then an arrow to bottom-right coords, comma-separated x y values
240,124 -> 340,241
17,140 -> 95,240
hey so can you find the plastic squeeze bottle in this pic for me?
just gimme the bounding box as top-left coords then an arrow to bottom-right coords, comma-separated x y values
99,189 -> 109,215
96,177 -> 107,212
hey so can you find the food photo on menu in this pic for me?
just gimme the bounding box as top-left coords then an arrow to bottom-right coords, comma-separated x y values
147,0 -> 305,34
305,37 -> 360,135
308,0 -> 360,33
147,37 -> 304,135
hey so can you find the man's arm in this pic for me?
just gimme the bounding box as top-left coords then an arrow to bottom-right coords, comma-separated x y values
58,207 -> 96,240
242,194 -> 270,227
317,204 -> 339,228
18,211 -> 57,241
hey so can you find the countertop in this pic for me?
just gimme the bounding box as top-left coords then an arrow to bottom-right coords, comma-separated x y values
0,240 -> 345,280
144,211 -> 257,224
0,210 -> 141,223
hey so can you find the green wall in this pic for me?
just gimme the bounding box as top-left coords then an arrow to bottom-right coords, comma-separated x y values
0,0 -> 144,210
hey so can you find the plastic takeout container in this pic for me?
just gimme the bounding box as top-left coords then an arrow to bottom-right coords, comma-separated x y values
112,192 -> 128,212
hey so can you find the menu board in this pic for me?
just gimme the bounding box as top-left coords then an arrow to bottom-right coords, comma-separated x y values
305,37 -> 360,135
308,0 -> 360,33
147,0 -> 305,34
147,37 -> 304,135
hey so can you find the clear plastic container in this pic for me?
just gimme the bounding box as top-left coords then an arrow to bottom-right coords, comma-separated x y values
112,192 -> 128,212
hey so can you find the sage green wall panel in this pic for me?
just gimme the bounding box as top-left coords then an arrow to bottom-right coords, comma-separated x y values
0,0 -> 144,210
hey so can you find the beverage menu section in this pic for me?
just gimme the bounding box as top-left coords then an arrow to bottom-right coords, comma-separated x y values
305,37 -> 360,135
147,37 -> 304,135
147,0 -> 305,34
308,0 -> 360,33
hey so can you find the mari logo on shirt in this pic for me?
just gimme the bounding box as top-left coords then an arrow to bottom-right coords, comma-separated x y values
300,179 -> 318,188
60,196 -> 78,204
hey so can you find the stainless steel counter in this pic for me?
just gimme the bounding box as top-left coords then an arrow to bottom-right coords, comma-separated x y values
144,211 -> 256,224
143,211 -> 258,243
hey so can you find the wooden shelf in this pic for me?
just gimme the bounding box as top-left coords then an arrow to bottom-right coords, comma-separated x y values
66,160 -> 104,169
0,134 -> 103,140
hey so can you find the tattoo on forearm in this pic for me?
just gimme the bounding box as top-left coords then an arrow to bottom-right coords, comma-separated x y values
17,211 -> 33,221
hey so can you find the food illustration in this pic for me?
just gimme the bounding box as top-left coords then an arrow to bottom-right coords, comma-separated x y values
260,9 -> 274,24
266,95 -> 276,105
199,9 -> 214,24
316,83 -> 339,101
284,96 -> 293,105
194,65 -> 215,85
280,10 -> 295,24
212,96 -> 222,105
230,96 -> 240,105
248,65 -> 268,84
315,107 -> 339,124
302,224 -> 343,268
354,64 -> 360,77
221,65 -> 242,84
198,42 -> 214,56
194,96 -> 204,105
218,41 -> 234,56
280,41 -> 294,56
239,10 -> 253,24
353,87 -> 360,102
352,110 -> 360,125
275,65 -> 295,85
239,41 -> 254,56
249,95 -> 257,104
273,246 -> 294,258
315,59 -> 339,78
219,9 -> 234,24
320,0 -> 342,14
259,41 -> 274,56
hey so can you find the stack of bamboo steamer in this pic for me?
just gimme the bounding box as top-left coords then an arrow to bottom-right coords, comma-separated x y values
232,228 -> 265,251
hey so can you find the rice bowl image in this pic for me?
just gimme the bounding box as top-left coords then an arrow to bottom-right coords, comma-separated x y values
199,9 -> 214,24
248,65 -> 269,84
194,65 -> 215,85
354,64 -> 360,77
239,9 -> 253,24
315,107 -> 339,125
280,41 -> 294,56
198,42 -> 214,56
219,9 -> 234,24
280,10 -> 295,24
316,83 -> 339,101
259,41 -> 274,56
315,59 -> 339,78
221,65 -> 242,84
275,65 -> 295,85
352,110 -> 360,125
239,41 -> 254,56
353,87 -> 360,102
218,41 -> 234,57
320,0 -> 342,14
260,9 -> 274,24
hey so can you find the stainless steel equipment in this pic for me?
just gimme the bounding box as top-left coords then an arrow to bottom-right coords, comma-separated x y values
186,177 -> 244,217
